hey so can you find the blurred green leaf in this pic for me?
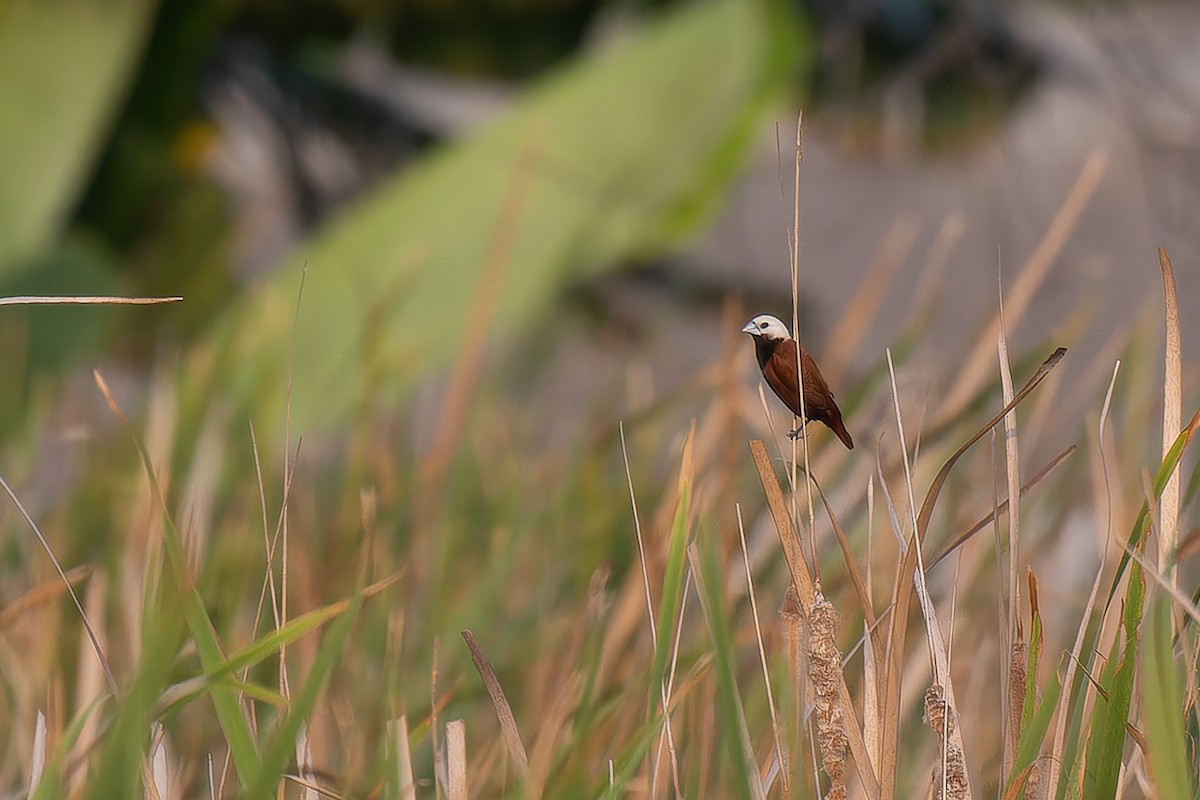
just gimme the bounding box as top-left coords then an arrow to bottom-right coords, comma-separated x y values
0,0 -> 158,271
197,0 -> 806,440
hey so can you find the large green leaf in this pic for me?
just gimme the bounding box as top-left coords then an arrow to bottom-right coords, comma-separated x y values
0,0 -> 157,270
197,0 -> 805,439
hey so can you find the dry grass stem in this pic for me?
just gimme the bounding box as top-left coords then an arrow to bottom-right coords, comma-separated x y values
787,114 -> 819,573
446,720 -> 467,800
750,440 -> 880,798
883,347 -> 974,798
651,565 -> 689,800
391,716 -> 418,800
737,504 -> 790,796
928,446 -> 1076,570
0,470 -> 118,696
879,348 -> 1065,800
0,295 -> 182,305
617,420 -> 682,795
1047,360 -> 1121,795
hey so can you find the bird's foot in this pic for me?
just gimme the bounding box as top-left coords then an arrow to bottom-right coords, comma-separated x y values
787,423 -> 809,441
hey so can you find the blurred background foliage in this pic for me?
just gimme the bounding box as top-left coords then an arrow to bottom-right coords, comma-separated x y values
0,0 -> 1040,444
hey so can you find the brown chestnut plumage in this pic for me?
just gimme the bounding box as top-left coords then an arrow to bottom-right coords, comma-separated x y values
742,314 -> 854,449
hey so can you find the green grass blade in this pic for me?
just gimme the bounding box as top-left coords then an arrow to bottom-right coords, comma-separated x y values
84,557 -> 190,797
103,387 -> 262,786
1082,565 -> 1143,800
647,450 -> 692,720
243,591 -> 364,798
689,541 -> 762,800
1023,577 -> 1044,731
206,597 -> 357,685
1005,667 -> 1061,795
595,715 -> 666,799
1142,594 -> 1194,799
1104,410 -> 1200,610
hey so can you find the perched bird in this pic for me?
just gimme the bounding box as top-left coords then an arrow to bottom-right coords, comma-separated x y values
742,314 -> 854,449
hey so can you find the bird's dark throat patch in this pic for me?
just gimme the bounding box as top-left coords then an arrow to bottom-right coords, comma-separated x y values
753,336 -> 782,371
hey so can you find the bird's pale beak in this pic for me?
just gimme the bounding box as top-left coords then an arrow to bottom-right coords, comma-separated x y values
741,320 -> 759,335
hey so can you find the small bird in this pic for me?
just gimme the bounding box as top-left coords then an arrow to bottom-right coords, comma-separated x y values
742,314 -> 854,449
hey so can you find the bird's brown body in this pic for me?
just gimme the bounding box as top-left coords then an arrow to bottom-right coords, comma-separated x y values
743,315 -> 854,449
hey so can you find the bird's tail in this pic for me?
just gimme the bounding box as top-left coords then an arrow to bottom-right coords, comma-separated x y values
830,415 -> 854,450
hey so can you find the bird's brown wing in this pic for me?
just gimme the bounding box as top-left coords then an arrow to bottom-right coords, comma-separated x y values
763,340 -> 855,449
762,339 -> 802,417
762,340 -> 835,418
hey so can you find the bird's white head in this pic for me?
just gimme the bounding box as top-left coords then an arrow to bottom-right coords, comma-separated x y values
741,314 -> 791,341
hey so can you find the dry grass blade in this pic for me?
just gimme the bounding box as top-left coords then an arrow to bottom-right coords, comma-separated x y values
1158,247 -> 1181,583
928,446 -> 1077,570
749,440 -> 880,799
879,347 -> 1066,800
996,263 -> 1022,780
29,710 -> 46,795
460,630 -> 531,782
0,295 -> 182,305
916,348 -> 1067,538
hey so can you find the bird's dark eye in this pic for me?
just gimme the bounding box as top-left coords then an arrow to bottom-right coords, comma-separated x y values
759,322 -> 768,329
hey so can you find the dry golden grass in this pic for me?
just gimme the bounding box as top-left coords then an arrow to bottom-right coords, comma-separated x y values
1,157 -> 1198,800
